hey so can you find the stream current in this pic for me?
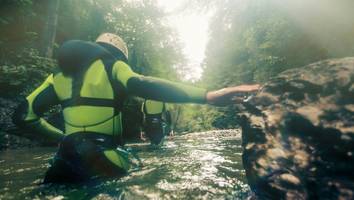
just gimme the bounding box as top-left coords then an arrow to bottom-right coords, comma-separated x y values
0,129 -> 250,199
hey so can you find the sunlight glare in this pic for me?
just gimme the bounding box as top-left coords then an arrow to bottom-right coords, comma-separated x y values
157,0 -> 211,81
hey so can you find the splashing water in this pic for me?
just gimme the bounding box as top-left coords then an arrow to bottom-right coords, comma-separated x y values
0,130 -> 250,199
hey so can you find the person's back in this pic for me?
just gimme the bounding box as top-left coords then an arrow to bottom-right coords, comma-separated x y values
54,41 -> 124,138
14,36 -> 132,182
142,100 -> 171,145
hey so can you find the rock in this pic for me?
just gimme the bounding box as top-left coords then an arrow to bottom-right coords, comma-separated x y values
0,58 -> 59,150
239,57 -> 354,199
0,97 -> 39,150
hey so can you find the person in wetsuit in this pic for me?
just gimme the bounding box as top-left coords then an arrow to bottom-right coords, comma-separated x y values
13,33 -> 260,183
141,100 -> 172,145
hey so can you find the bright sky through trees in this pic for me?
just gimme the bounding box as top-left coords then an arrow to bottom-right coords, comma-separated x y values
157,0 -> 211,81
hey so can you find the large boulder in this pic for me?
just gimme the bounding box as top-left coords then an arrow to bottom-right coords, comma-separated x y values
239,57 -> 354,199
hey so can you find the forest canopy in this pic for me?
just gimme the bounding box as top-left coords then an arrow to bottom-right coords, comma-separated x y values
1,0 -> 354,133
176,0 -> 354,131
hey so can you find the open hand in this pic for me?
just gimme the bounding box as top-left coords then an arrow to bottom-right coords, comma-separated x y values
206,84 -> 261,106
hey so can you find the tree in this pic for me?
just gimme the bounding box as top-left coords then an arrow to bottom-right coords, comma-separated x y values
1,0 -> 187,143
40,0 -> 60,58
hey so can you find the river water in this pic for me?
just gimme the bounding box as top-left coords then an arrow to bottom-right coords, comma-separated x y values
0,130 -> 250,199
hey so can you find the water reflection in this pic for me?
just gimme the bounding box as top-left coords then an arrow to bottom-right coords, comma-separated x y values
0,130 -> 250,199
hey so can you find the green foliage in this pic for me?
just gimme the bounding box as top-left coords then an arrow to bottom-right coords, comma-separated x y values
203,0 -> 354,89
0,48 -> 56,97
0,0 -> 187,140
175,105 -> 219,132
1,0 -> 184,80
175,104 -> 243,133
5,0 -> 354,135
56,0 -> 184,80
0,0 -> 37,60
182,0 -> 354,131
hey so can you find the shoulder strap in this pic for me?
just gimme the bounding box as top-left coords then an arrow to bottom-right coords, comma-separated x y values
102,57 -> 127,146
101,57 -> 127,114
143,100 -> 147,114
162,103 -> 166,112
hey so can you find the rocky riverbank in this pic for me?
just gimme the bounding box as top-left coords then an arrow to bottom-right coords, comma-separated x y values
0,58 -> 56,150
239,57 -> 354,199
0,97 -> 36,150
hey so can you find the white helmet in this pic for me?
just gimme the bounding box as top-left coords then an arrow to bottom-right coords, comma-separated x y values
96,33 -> 128,59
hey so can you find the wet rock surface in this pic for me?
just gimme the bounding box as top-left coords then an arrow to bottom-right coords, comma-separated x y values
239,57 -> 354,199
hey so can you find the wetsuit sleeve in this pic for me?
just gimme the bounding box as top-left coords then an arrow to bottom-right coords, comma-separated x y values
112,61 -> 207,103
13,74 -> 64,142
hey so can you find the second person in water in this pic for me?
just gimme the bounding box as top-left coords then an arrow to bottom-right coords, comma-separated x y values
141,100 -> 172,145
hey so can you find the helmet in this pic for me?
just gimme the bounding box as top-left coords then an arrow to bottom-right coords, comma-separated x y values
96,33 -> 128,59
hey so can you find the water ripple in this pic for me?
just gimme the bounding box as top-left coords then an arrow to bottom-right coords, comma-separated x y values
0,129 -> 250,199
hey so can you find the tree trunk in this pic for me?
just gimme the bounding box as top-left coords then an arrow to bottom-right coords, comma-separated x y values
40,0 -> 60,58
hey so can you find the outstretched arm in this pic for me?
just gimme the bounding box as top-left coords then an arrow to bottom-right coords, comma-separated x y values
114,61 -> 206,103
13,74 -> 64,143
206,84 -> 260,106
113,61 -> 260,106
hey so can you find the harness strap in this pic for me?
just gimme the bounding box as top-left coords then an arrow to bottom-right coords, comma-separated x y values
102,57 -> 126,114
63,114 -> 117,128
61,97 -> 116,108
101,57 -> 126,145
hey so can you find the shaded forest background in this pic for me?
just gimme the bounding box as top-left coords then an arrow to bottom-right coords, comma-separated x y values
1,0 -> 354,141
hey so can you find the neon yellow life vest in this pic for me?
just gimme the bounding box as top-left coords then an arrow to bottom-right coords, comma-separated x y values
142,100 -> 166,115
53,57 -> 126,144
